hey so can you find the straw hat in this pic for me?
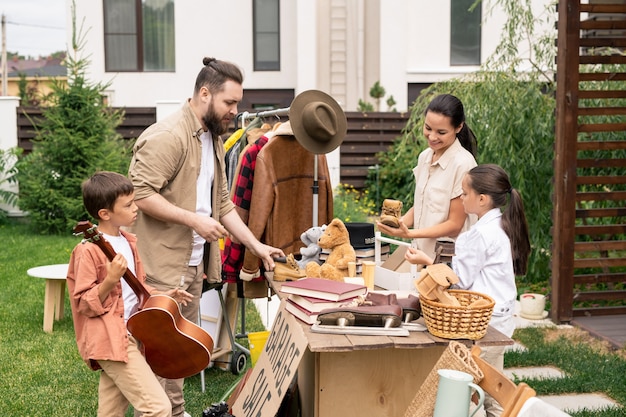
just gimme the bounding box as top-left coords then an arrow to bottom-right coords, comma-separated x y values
289,90 -> 347,154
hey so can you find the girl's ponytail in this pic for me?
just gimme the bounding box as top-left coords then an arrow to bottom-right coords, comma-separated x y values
502,188 -> 531,276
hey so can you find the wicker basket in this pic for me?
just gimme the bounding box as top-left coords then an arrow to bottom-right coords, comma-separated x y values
420,290 -> 495,340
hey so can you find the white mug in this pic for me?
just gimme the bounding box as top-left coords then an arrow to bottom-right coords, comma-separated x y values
433,369 -> 485,417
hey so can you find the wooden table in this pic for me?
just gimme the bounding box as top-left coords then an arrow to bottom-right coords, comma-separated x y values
270,279 -> 513,417
297,317 -> 511,416
27,264 -> 69,333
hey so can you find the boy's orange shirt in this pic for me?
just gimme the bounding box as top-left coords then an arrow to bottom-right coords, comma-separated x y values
66,229 -> 151,370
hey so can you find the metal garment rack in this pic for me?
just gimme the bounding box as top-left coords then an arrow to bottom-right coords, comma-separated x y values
235,107 -> 291,129
231,106 -> 321,341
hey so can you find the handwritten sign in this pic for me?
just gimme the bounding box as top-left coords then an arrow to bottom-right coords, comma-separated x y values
232,300 -> 308,417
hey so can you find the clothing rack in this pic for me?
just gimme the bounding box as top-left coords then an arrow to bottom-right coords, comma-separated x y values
229,106 -> 323,343
235,107 -> 291,129
235,107 -> 320,227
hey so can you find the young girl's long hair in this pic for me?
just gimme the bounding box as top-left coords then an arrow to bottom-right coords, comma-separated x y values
466,164 -> 531,275
425,94 -> 478,158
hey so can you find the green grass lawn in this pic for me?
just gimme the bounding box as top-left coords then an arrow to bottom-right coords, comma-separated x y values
0,221 -> 264,416
1,220 -> 625,416
509,327 -> 626,416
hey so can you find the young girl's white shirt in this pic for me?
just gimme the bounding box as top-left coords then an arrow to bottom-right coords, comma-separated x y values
452,208 -> 516,337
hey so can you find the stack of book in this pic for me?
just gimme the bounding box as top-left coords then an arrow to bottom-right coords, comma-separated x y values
319,243 -> 390,275
280,278 -> 368,324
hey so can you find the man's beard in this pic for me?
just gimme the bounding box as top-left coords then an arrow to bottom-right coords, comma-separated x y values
202,101 -> 228,136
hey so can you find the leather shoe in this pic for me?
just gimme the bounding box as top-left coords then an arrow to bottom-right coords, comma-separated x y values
364,292 -> 397,306
272,253 -> 306,281
380,199 -> 403,228
396,294 -> 421,322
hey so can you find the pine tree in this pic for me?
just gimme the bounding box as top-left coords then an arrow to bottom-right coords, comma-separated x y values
16,6 -> 131,234
369,81 -> 386,111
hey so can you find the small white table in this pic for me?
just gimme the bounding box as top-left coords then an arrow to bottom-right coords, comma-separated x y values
27,264 -> 69,333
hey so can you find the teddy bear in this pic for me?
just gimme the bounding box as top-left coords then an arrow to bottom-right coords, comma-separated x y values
296,224 -> 326,269
305,218 -> 356,282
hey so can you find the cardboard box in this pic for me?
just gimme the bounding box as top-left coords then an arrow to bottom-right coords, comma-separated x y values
374,246 -> 418,291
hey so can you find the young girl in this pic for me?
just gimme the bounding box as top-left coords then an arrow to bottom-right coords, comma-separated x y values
405,164 -> 531,417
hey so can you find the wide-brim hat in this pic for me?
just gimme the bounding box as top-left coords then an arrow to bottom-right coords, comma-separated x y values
290,90 -> 347,154
345,222 -> 376,249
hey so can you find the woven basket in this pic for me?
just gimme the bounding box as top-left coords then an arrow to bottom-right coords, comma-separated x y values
420,289 -> 495,340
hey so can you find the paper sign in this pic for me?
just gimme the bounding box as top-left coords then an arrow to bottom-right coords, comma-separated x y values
232,299 -> 308,417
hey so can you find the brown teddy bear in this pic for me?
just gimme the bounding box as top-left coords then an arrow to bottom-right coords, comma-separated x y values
305,218 -> 356,281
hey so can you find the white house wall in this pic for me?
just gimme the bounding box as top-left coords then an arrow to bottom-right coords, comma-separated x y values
295,0 -> 318,92
69,0 -> 553,111
404,1 -> 478,81
379,0 -> 410,111
70,0 -> 301,107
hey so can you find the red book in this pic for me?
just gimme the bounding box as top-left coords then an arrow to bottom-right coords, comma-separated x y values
285,300 -> 319,325
279,277 -> 367,302
288,293 -> 357,313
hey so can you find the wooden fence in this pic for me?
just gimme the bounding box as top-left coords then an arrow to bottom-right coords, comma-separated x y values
16,107 -> 409,191
553,0 -> 626,321
16,106 -> 158,153
339,112 -> 409,189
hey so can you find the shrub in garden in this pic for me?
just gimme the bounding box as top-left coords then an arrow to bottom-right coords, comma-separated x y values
333,184 -> 379,224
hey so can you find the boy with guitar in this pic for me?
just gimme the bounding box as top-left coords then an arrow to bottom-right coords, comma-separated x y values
67,171 -> 193,417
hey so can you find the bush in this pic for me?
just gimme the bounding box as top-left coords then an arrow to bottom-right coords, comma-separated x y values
333,184 -> 379,223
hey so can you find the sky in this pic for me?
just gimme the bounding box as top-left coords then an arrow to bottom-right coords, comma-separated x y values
2,0 -> 67,58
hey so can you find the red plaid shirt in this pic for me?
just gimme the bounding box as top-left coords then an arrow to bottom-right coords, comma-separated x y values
222,136 -> 269,282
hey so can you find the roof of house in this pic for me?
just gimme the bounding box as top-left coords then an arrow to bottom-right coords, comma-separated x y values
7,57 -> 67,78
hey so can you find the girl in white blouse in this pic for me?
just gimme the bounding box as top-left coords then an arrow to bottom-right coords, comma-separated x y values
405,164 -> 531,417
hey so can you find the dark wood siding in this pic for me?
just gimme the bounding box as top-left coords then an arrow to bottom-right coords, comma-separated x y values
17,107 -> 408,192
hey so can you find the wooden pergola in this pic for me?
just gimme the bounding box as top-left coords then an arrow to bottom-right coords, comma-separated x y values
553,0 -> 626,323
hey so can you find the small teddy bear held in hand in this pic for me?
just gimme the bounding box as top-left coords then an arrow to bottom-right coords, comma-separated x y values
296,224 -> 327,269
305,218 -> 356,282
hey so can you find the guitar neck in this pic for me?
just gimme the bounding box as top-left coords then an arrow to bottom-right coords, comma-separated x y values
74,221 -> 151,306
120,266 -> 151,308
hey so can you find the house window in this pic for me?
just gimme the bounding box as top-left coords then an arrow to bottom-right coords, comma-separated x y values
253,0 -> 280,71
450,0 -> 481,65
103,0 -> 175,72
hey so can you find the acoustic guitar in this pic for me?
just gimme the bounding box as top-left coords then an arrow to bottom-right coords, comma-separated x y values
73,221 -> 214,379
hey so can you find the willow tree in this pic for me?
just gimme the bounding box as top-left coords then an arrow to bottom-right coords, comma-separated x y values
368,0 -> 557,283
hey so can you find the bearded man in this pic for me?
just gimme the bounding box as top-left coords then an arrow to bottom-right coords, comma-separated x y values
128,57 -> 283,417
